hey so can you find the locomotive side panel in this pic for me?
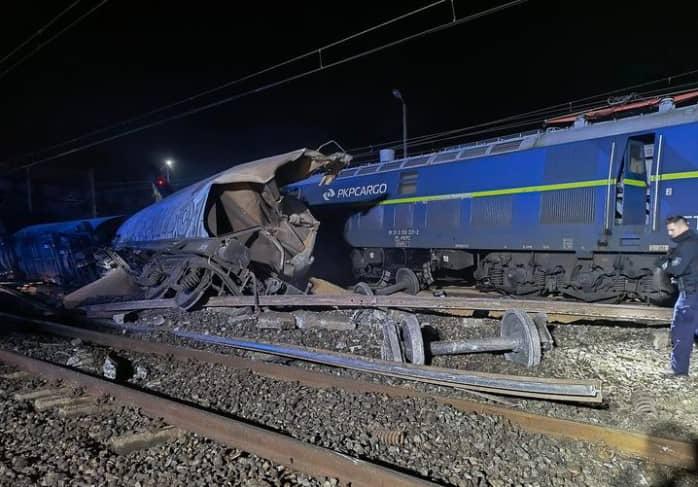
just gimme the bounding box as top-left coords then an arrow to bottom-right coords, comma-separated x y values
282,102 -> 698,303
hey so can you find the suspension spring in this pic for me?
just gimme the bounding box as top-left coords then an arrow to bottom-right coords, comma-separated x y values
180,268 -> 202,289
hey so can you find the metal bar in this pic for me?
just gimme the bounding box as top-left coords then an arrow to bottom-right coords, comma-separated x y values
652,134 -> 664,232
429,337 -> 517,355
80,294 -> 673,323
173,329 -> 601,401
604,141 -> 616,233
5,313 -> 693,469
0,349 -> 436,487
2,312 -> 600,402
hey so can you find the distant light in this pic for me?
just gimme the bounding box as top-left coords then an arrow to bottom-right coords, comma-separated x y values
165,159 -> 174,167
392,89 -> 403,100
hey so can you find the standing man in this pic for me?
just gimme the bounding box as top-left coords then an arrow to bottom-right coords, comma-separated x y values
659,215 -> 698,376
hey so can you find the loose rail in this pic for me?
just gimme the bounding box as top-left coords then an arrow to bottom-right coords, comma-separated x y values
1,311 -> 600,402
174,329 -> 601,402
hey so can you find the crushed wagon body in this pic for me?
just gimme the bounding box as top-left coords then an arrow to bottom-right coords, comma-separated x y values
64,148 -> 350,309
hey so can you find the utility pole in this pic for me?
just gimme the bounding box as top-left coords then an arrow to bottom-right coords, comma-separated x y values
392,89 -> 408,158
88,168 -> 97,218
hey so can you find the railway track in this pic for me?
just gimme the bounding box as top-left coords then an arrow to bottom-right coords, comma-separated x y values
1,312 -> 695,471
0,348 -> 435,487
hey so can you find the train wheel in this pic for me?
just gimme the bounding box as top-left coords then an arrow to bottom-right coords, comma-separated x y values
396,267 -> 420,295
501,309 -> 542,368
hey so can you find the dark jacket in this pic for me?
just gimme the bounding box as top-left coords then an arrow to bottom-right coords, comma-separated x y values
663,229 -> 698,292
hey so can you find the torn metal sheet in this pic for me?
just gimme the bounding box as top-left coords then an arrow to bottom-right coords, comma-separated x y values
64,149 -> 350,309
113,149 -> 348,246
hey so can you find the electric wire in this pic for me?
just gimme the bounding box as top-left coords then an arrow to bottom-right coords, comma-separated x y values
2,0 -> 526,173
347,83 -> 698,160
0,0 -> 449,167
0,0 -> 110,82
0,0 -> 82,66
8,0 -> 695,172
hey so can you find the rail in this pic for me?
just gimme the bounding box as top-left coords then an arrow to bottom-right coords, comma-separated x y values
0,311 -> 601,402
3,313 -> 693,469
0,349 -> 436,487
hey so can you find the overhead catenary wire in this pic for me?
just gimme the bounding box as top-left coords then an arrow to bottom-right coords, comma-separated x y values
346,82 -> 698,160
343,67 -> 698,156
3,0 -> 527,173
1,0 -> 450,167
0,0 -> 110,82
0,0 -> 82,66
7,0 -> 696,174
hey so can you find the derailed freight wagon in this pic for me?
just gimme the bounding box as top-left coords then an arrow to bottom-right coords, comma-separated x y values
63,148 -> 349,309
9,216 -> 124,288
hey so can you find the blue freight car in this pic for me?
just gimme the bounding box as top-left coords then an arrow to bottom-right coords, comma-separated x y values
11,216 -> 124,287
285,91 -> 698,304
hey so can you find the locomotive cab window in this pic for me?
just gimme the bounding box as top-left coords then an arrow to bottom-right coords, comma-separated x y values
398,171 -> 418,195
615,134 -> 654,225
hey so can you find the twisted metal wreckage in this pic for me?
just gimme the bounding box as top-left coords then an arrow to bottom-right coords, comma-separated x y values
49,148 -> 351,309
2,149 -> 611,397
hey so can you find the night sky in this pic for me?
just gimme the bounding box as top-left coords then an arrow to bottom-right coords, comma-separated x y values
2,0 -> 698,217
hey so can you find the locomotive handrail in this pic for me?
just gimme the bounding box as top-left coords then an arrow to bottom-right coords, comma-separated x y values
652,134 -> 664,231
604,142 -> 616,233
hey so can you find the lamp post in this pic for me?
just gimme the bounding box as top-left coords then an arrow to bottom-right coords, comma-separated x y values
392,89 -> 407,158
164,159 -> 174,183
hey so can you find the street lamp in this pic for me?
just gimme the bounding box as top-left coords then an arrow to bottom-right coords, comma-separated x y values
164,159 -> 174,183
392,89 -> 407,159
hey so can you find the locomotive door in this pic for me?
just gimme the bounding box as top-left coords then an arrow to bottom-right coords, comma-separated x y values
614,137 -> 652,233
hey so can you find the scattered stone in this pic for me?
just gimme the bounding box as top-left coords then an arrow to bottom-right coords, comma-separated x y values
66,349 -> 95,368
102,354 -> 134,381
133,365 -> 148,381
143,314 -> 166,326
112,312 -> 138,325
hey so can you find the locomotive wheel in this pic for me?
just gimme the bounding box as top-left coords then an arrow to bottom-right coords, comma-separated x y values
501,309 -> 541,367
395,267 -> 420,295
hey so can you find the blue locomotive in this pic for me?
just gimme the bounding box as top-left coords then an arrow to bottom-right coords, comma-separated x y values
285,91 -> 698,304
